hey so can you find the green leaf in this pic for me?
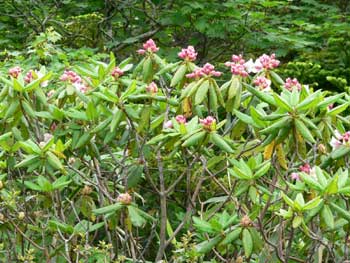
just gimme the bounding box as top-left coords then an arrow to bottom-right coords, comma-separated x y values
143,57 -> 153,83
273,93 -> 293,112
245,83 -> 276,106
195,80 -> 210,105
127,206 -> 146,227
303,197 -> 321,210
46,151 -> 64,171
242,228 -> 253,258
260,116 -> 291,135
295,119 -> 315,143
93,203 -> 123,215
328,103 -> 349,116
196,235 -> 222,254
210,133 -> 234,153
321,205 -> 334,229
193,217 -> 215,233
330,203 -> 350,222
292,216 -> 303,228
331,145 -> 350,159
170,64 -> 187,87
220,228 -> 242,246
182,131 -> 206,147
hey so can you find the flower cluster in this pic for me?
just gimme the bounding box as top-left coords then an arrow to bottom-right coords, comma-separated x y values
253,76 -> 271,91
290,163 -> 315,181
284,77 -> 302,91
146,82 -> 158,94
111,67 -> 124,79
200,116 -> 216,131
178,46 -> 197,61
225,55 -> 249,77
137,39 -> 159,55
60,70 -> 82,83
258,53 -> 280,69
186,63 -> 221,78
8,66 -> 22,78
60,70 -> 89,93
24,70 -> 48,87
330,130 -> 350,150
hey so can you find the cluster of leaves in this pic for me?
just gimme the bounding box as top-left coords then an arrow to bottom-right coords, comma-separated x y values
1,38 -> 350,263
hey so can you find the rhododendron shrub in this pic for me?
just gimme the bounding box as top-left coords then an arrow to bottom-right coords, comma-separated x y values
1,39 -> 350,262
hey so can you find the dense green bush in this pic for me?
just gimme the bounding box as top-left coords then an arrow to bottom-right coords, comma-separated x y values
1,0 -> 350,90
1,39 -> 350,262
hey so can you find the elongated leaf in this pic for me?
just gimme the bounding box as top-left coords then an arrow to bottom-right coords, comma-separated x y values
195,80 -> 210,105
210,133 -> 234,153
295,119 -> 315,143
242,228 -> 253,258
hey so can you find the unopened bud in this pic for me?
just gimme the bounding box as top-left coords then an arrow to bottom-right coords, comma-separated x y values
240,215 -> 252,227
81,185 -> 92,195
18,212 -> 25,220
117,193 -> 132,205
318,144 -> 327,154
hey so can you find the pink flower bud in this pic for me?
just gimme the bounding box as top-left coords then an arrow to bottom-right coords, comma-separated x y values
253,76 -> 271,91
290,172 -> 300,181
111,67 -> 124,79
24,71 -> 34,83
200,116 -> 216,131
178,46 -> 197,61
9,66 -> 22,78
258,53 -> 280,69
117,193 -> 132,205
164,120 -> 173,129
146,82 -> 158,94
284,77 -> 302,91
186,63 -> 221,78
138,39 -> 159,55
175,115 -> 186,124
299,163 -> 311,174
60,70 -> 81,83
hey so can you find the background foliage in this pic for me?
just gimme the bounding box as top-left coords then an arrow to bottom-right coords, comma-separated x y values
1,1 -> 350,263
1,0 -> 350,90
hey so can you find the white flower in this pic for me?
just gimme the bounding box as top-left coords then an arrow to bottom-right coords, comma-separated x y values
244,59 -> 263,74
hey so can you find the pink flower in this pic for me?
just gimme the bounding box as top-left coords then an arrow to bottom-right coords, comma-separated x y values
200,116 -> 216,131
164,120 -> 173,129
60,70 -> 81,83
299,163 -> 311,174
330,130 -> 350,150
328,104 -> 334,110
253,76 -> 271,91
137,39 -> 159,54
258,53 -> 280,69
73,82 -> 88,94
225,54 -> 249,77
175,115 -> 186,124
24,71 -> 33,83
284,78 -> 302,91
146,82 -> 158,94
178,46 -> 197,61
290,172 -> 300,181
9,66 -> 22,78
111,67 -> 124,79
25,70 -> 48,87
186,63 -> 221,79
